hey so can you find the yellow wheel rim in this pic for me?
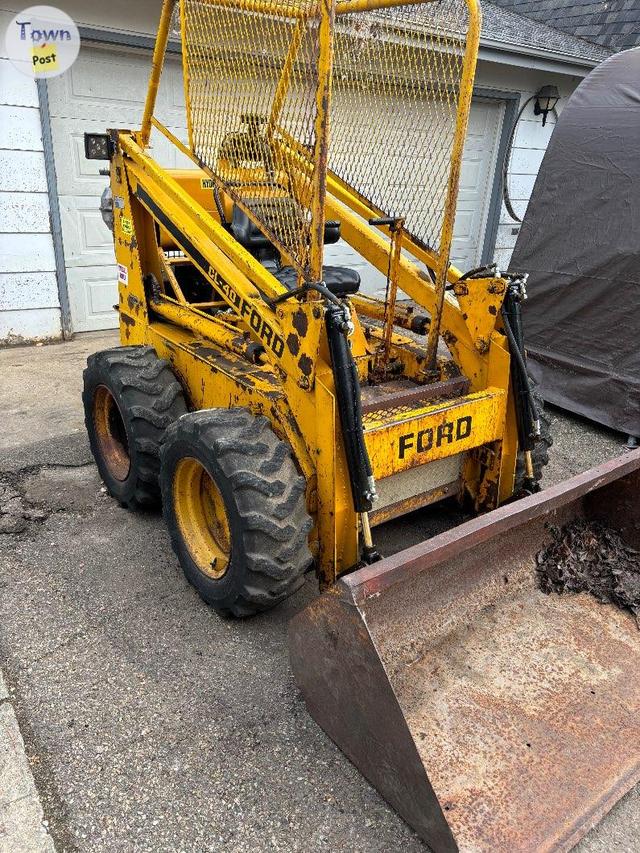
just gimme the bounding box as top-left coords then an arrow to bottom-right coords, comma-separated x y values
93,385 -> 130,482
173,457 -> 231,579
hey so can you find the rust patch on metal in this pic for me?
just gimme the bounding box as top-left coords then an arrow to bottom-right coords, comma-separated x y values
187,342 -> 283,399
292,308 -> 309,337
291,453 -> 640,852
286,409 -> 303,439
92,385 -> 130,482
120,312 -> 136,327
298,354 -> 313,376
360,376 -> 470,414
369,481 -> 457,526
287,333 -> 301,356
388,585 -> 640,852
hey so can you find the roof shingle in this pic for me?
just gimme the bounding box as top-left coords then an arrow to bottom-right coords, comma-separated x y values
482,2 -> 613,61
489,0 -> 640,51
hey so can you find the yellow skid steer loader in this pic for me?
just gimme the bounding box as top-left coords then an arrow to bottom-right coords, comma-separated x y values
82,0 -> 640,848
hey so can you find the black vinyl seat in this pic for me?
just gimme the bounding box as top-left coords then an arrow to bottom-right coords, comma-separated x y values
229,204 -> 275,254
229,204 -> 361,296
273,265 -> 361,296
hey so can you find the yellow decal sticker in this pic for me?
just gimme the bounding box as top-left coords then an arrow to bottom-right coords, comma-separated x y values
121,216 -> 133,236
200,178 -> 215,190
31,43 -> 58,74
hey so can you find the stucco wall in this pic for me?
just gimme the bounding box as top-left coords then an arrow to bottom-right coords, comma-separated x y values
0,10 -> 61,344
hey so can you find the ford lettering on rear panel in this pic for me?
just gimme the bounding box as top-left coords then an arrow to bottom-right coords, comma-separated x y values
398,416 -> 472,460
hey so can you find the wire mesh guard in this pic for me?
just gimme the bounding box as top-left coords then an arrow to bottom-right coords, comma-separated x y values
332,1 -> 469,256
179,0 -> 471,280
180,0 -> 325,279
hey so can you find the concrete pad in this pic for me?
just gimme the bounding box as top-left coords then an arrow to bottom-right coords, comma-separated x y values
0,794 -> 55,853
0,704 -> 36,806
0,331 -> 118,451
0,704 -> 54,852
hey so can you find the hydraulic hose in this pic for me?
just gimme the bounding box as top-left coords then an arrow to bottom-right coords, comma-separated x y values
325,302 -> 376,513
458,262 -> 497,282
501,286 -> 540,452
267,282 -> 342,308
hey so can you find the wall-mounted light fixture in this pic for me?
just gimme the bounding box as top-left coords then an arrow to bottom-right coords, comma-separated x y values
534,85 -> 560,127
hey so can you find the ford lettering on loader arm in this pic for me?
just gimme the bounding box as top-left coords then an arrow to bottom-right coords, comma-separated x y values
82,0 -> 640,848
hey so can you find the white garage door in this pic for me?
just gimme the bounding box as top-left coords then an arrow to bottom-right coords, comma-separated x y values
46,43 -> 504,331
46,44 -> 190,332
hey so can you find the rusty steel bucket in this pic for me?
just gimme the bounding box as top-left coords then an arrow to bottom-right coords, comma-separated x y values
290,451 -> 640,852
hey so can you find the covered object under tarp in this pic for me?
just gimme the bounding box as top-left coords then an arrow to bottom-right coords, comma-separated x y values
509,47 -> 640,438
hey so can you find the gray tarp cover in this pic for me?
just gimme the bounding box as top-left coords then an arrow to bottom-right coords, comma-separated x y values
510,47 -> 640,437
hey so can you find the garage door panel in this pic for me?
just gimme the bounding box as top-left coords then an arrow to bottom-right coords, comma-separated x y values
50,118 -> 138,194
458,158 -> 483,196
455,100 -> 504,265
66,55 -> 149,107
52,119 -> 191,275
47,45 -> 190,331
328,99 -> 504,288
147,127 -> 194,169
467,102 -> 495,135
47,49 -> 186,123
48,50 -> 159,118
453,209 -> 475,240
168,70 -> 187,110
59,197 -> 114,268
66,265 -> 118,332
51,116 -> 190,189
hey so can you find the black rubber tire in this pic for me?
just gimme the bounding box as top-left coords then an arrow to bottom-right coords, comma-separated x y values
83,346 -> 187,509
160,409 -> 313,617
514,388 -> 553,490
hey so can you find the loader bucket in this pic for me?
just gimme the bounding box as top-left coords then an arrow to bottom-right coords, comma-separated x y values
290,451 -> 640,852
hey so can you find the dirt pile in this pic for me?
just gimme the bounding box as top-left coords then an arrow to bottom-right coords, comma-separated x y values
537,519 -> 640,625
